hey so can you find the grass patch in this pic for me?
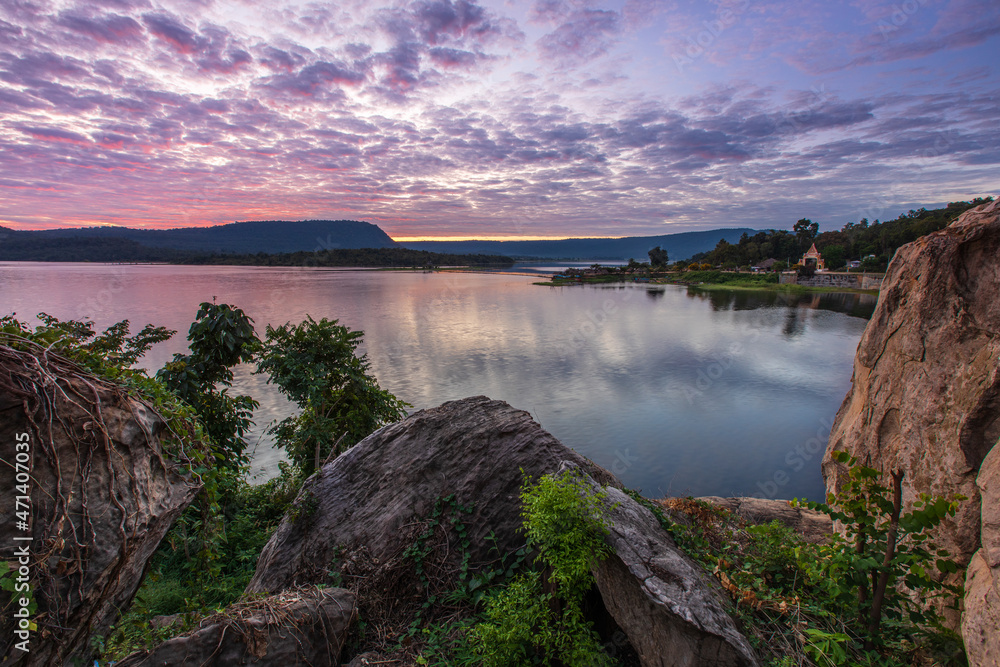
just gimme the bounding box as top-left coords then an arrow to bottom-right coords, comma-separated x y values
687,282 -> 879,295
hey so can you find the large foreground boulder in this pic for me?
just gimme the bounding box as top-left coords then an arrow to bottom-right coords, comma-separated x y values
248,396 -> 757,666
824,199 -> 1000,569
963,441 -> 1000,667
0,345 -> 203,666
246,396 -> 618,594
117,587 -> 355,667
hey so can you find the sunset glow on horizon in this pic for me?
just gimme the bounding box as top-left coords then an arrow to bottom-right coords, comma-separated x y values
390,234 -> 626,242
1,0 -> 997,238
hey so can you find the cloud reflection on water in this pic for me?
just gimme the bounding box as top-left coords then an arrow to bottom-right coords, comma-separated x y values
0,263 -> 871,500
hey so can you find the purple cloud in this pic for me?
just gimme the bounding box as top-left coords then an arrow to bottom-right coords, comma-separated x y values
427,46 -> 478,67
0,0 -> 995,237
58,11 -> 144,45
260,60 -> 366,97
142,12 -> 200,54
537,9 -> 621,63
17,125 -> 92,145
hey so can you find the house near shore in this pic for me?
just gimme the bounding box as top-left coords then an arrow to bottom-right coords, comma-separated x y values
801,244 -> 825,271
751,258 -> 778,272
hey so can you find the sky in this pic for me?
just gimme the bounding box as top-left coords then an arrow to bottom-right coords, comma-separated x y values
0,0 -> 997,239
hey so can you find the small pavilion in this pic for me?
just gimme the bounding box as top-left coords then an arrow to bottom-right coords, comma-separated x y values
801,244 -> 825,270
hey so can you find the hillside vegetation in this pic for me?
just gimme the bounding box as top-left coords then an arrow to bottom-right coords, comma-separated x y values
399,228 -> 756,260
2,219 -> 396,253
690,198 -> 992,271
0,234 -> 513,267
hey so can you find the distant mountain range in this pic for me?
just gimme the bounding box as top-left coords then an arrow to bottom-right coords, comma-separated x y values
397,229 -> 757,261
0,219 -> 396,255
0,219 -> 755,263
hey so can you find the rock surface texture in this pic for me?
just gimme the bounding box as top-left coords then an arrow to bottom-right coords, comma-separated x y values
698,497 -> 832,544
247,396 -> 617,594
249,396 -> 758,666
824,199 -> 1000,569
567,466 -> 758,667
116,587 -> 355,667
963,441 -> 1000,667
0,345 -> 202,666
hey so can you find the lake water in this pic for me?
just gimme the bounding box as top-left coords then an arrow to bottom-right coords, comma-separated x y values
0,262 -> 876,501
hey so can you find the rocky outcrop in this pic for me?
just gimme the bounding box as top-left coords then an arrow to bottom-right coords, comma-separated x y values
246,396 -> 618,594
0,345 -> 203,666
249,396 -> 757,666
116,587 -> 355,667
963,441 -> 1000,667
567,467 -> 757,666
824,199 -> 1000,570
698,497 -> 832,544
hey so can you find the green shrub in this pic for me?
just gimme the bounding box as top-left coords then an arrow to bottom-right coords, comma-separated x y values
468,469 -> 613,666
636,456 -> 965,666
798,451 -> 963,654
257,316 -> 409,474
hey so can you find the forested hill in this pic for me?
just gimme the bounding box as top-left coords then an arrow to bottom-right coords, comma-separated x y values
398,228 -> 757,261
0,233 -> 513,267
688,198 -> 994,271
3,219 -> 396,254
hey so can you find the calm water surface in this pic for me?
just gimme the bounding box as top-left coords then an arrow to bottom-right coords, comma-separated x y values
0,262 -> 876,501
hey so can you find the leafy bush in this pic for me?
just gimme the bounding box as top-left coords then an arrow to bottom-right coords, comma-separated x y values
645,454 -> 966,666
468,469 -> 613,666
257,315 -> 409,474
798,452 -> 963,654
157,302 -> 260,465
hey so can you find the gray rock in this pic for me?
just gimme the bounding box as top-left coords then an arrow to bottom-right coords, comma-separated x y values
0,345 -> 202,666
824,199 -> 1000,570
117,587 -> 355,667
246,396 -> 617,594
698,497 -> 832,544
572,468 -> 759,666
249,396 -> 757,667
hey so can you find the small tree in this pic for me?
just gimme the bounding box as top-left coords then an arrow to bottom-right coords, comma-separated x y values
257,316 -> 408,474
821,245 -> 846,270
157,303 -> 260,464
648,246 -> 669,267
799,452 -> 963,652
794,218 -> 819,250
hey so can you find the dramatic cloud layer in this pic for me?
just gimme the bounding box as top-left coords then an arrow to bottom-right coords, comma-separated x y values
0,0 -> 997,237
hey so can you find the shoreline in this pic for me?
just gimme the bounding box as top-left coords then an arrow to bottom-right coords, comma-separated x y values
536,274 -> 880,295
